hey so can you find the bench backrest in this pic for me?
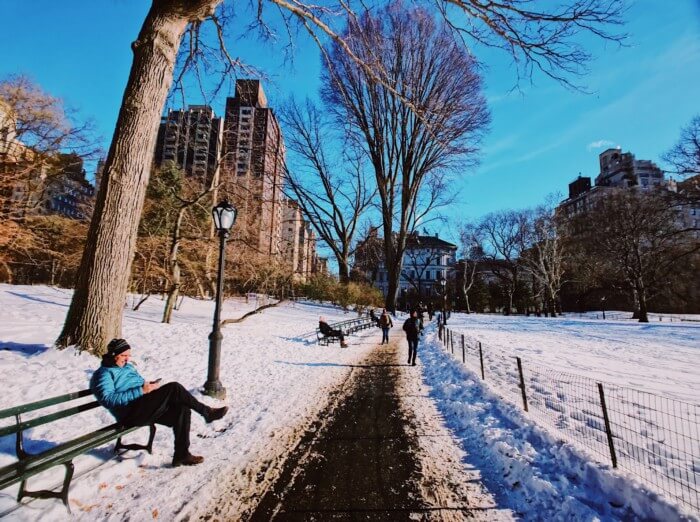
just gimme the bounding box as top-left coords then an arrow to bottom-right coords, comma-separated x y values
0,389 -> 98,438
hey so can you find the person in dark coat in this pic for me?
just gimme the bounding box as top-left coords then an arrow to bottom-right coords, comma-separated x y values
369,309 -> 379,326
378,309 -> 393,344
402,310 -> 423,366
91,339 -> 228,467
319,317 -> 348,347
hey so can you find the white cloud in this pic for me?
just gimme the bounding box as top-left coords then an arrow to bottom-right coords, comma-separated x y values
587,140 -> 615,151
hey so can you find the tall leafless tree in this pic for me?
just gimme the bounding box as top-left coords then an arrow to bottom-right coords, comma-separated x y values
569,189 -> 699,322
520,201 -> 566,317
280,99 -> 374,283
323,4 -> 490,311
663,115 -> 700,178
0,75 -> 99,220
663,115 -> 700,206
458,222 -> 484,314
57,0 -> 624,353
476,210 -> 528,314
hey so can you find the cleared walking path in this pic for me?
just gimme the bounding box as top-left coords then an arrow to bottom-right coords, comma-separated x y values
248,339 -> 485,521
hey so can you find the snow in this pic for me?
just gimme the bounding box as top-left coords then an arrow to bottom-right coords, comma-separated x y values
0,284 -> 698,520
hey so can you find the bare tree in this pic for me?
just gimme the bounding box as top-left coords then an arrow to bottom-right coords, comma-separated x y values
323,4 -> 490,311
520,200 -> 566,317
458,222 -> 484,314
663,115 -> 700,206
280,99 -> 374,283
57,0 -> 624,353
0,75 -> 99,220
570,189 -> 699,322
476,210 -> 528,315
663,115 -> 700,178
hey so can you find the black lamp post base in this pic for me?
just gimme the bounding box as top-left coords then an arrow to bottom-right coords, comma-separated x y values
203,381 -> 226,400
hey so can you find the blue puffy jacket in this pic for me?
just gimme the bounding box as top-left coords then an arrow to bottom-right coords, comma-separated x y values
90,362 -> 145,420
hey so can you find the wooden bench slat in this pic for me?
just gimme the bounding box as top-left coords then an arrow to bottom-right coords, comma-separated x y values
0,390 -> 92,420
0,424 -> 138,489
0,402 -> 100,438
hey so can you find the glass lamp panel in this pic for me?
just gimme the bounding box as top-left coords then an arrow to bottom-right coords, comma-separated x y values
219,207 -> 237,230
212,206 -> 223,231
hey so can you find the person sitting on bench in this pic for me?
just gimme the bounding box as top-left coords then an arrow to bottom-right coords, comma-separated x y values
319,317 -> 348,347
91,338 -> 229,467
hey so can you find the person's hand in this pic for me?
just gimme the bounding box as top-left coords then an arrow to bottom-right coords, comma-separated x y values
143,380 -> 161,394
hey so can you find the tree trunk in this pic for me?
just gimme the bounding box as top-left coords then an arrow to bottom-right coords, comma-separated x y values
385,267 -> 399,313
162,207 -> 185,324
631,287 -> 640,319
338,258 -> 350,285
56,1 -> 220,354
636,282 -> 649,323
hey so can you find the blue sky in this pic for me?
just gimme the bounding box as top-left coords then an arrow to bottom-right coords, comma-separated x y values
1,0 -> 699,248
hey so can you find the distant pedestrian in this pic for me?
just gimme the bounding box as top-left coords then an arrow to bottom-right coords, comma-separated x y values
379,309 -> 393,344
427,303 -> 434,321
369,308 -> 379,327
402,311 -> 423,366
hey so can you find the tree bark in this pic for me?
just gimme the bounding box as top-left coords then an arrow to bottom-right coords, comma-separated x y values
56,0 -> 220,353
162,207 -> 186,323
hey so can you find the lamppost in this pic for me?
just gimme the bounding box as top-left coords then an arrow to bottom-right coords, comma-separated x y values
439,276 -> 447,326
204,200 -> 237,399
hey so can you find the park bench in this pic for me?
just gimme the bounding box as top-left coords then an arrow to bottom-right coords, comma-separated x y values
0,389 -> 156,512
316,315 -> 375,346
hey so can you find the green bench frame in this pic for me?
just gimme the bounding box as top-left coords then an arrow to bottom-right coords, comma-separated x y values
0,389 -> 156,512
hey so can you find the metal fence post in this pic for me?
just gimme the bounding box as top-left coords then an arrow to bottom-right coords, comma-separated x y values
597,382 -> 618,468
461,334 -> 465,363
478,341 -> 485,380
450,330 -> 454,354
516,357 -> 528,412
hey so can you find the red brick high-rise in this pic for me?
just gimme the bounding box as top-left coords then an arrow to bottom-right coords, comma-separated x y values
221,80 -> 285,255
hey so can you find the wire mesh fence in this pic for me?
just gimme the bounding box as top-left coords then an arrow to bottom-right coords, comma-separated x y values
438,324 -> 700,513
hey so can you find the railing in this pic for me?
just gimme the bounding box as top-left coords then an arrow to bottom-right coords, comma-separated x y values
437,324 -> 699,513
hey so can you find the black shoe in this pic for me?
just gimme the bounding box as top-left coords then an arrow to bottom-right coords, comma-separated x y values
172,453 -> 204,467
412,361 -> 416,366
204,406 -> 228,423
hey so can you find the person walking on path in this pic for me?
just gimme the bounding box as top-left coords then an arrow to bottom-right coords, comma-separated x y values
379,308 -> 393,344
319,316 -> 349,347
402,311 -> 423,366
91,338 -> 228,467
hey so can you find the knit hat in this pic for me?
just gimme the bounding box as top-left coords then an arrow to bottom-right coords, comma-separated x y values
107,338 -> 131,357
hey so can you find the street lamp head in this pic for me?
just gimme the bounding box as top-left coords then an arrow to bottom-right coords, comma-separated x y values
212,200 -> 237,233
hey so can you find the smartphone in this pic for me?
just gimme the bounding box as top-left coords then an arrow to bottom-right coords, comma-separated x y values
152,378 -> 162,384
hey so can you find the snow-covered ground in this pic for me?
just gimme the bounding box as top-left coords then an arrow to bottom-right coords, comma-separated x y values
0,284 -> 380,520
0,284 -> 698,520
429,313 -> 700,520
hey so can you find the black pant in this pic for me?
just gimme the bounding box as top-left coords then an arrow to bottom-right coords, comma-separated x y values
330,329 -> 345,342
119,382 -> 207,457
407,337 -> 419,364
